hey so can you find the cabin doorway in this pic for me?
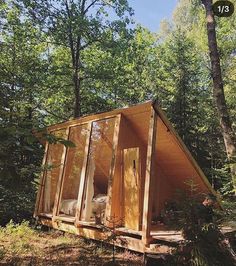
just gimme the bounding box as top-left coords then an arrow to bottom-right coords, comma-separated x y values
123,147 -> 141,231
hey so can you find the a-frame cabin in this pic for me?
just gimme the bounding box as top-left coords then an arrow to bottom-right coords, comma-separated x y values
34,101 -> 218,254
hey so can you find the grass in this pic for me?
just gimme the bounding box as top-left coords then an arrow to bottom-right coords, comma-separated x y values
0,220 -> 40,257
0,221 -> 144,265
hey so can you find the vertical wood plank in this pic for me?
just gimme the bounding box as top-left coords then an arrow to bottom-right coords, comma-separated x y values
75,122 -> 92,226
104,115 -> 121,226
142,107 -> 157,245
52,127 -> 70,220
123,147 -> 140,230
34,142 -> 49,217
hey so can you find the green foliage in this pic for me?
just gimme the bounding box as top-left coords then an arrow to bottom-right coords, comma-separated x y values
17,0 -> 134,117
80,26 -> 158,107
168,180 -> 236,265
152,28 -> 227,185
0,220 -> 39,256
0,185 -> 36,225
170,0 -> 236,193
220,200 -> 236,224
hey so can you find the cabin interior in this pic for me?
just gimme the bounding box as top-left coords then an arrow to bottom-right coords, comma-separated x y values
35,102 -> 216,253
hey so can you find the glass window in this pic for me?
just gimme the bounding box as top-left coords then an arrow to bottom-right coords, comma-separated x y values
40,129 -> 67,214
80,118 -> 116,224
58,124 -> 88,217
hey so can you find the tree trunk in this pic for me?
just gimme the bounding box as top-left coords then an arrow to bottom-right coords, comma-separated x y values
73,67 -> 81,118
65,0 -> 82,118
202,0 -> 236,193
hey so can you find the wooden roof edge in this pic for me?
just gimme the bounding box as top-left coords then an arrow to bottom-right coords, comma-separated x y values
42,101 -> 153,132
151,102 -> 222,208
33,101 -> 152,145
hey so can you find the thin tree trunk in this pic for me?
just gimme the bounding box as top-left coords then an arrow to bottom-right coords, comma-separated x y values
202,0 -> 236,193
73,67 -> 81,118
73,33 -> 82,118
65,0 -> 82,118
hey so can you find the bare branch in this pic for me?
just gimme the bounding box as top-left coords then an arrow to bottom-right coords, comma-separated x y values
41,106 -> 71,120
64,0 -> 76,66
83,0 -> 99,15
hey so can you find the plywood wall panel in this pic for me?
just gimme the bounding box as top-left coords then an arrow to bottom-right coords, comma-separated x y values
155,117 -> 209,195
123,148 -> 140,231
110,110 -> 151,228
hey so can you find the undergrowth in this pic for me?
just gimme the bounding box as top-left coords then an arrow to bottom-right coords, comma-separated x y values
0,220 -> 40,256
0,221 -> 144,265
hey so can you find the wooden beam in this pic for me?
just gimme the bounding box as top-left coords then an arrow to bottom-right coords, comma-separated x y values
104,115 -> 121,226
142,106 -> 157,246
34,142 -> 49,217
45,102 -> 152,132
39,217 -> 146,253
75,122 -> 92,226
52,127 -> 70,220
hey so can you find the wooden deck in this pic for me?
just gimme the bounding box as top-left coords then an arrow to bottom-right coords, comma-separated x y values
38,216 -> 236,255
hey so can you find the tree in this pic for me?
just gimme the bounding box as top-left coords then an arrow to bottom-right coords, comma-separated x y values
171,0 -> 236,192
0,1 -> 46,224
20,0 -> 133,118
75,25 -> 159,109
153,29 -> 217,172
201,0 -> 236,194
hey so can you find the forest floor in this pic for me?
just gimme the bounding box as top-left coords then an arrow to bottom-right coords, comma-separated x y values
1,221 -> 235,265
0,221 -> 144,266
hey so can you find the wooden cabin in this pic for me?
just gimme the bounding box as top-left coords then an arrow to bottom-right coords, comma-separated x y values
34,101 -> 218,254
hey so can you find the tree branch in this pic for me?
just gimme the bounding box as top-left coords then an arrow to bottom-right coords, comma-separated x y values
64,0 -> 76,67
83,0 -> 99,15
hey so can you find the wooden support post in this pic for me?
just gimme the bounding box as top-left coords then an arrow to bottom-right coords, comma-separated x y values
105,115 -> 121,226
34,142 -> 49,217
75,122 -> 92,226
142,107 -> 157,246
52,127 -> 70,220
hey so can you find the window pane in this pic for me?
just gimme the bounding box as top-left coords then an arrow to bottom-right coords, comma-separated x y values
81,118 -> 116,224
59,124 -> 88,217
40,129 -> 67,214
